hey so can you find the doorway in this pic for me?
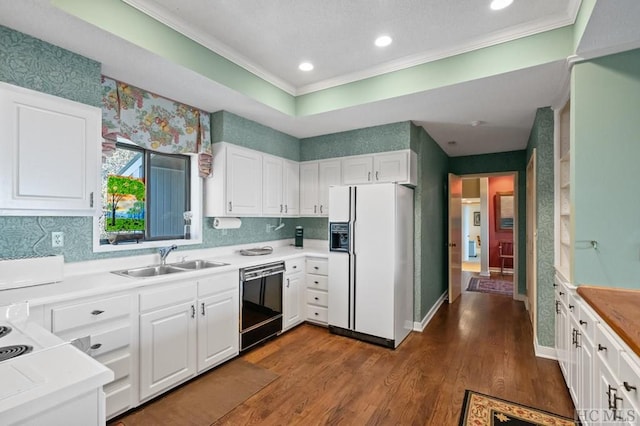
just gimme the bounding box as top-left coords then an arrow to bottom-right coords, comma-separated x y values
448,172 -> 518,303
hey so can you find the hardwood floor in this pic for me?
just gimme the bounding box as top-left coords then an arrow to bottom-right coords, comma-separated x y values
216,293 -> 573,425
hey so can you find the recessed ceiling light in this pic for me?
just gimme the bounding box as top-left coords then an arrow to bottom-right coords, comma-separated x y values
375,35 -> 393,47
299,62 -> 314,72
471,120 -> 486,127
490,0 -> 513,10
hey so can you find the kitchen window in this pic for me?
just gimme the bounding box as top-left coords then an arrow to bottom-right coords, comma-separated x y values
94,140 -> 202,252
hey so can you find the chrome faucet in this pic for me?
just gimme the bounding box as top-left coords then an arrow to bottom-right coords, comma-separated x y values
159,244 -> 178,265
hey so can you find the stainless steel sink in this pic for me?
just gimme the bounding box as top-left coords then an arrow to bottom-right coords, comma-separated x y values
170,260 -> 229,270
112,259 -> 229,278
112,265 -> 186,278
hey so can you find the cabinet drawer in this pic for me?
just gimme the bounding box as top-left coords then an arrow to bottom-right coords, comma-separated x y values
307,289 -> 328,307
198,271 -> 238,297
306,274 -> 328,291
286,257 -> 305,274
620,352 -> 640,409
51,294 -> 130,333
596,323 -> 623,374
578,300 -> 598,343
306,259 -> 328,276
307,305 -> 328,323
104,353 -> 131,383
140,282 -> 197,312
105,383 -> 132,419
88,325 -> 130,358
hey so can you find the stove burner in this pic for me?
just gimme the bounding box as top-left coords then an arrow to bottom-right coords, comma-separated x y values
0,345 -> 33,362
0,326 -> 11,339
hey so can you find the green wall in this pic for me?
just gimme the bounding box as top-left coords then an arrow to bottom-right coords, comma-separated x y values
571,49 -> 640,288
299,122 -> 411,161
411,124 -> 449,320
449,151 -> 528,295
526,108 -> 555,347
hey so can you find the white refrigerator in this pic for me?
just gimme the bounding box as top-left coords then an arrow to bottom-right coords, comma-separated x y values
328,183 -> 414,349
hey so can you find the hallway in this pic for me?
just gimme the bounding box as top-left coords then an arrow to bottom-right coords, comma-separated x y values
217,291 -> 573,424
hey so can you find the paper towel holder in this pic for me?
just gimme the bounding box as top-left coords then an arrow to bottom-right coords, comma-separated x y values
213,217 -> 242,229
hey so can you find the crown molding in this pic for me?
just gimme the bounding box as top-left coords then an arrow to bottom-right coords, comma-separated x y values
123,0 -> 581,97
122,0 -> 297,95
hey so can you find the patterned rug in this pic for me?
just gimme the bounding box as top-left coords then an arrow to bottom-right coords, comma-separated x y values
459,390 -> 578,425
467,277 -> 513,296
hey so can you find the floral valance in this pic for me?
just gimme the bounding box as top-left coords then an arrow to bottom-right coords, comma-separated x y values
101,76 -> 212,177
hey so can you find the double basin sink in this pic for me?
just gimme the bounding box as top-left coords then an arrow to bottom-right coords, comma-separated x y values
112,259 -> 229,278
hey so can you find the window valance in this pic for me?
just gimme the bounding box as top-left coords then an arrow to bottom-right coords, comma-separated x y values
101,76 -> 212,177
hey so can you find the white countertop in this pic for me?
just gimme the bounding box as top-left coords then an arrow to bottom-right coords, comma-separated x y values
0,239 -> 328,308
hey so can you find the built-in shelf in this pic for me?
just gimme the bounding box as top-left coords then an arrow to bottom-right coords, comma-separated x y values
556,100 -> 571,280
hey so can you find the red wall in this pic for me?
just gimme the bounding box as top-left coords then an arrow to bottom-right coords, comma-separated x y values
488,176 -> 514,268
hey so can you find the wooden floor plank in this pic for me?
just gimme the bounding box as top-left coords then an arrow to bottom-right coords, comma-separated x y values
218,291 -> 573,425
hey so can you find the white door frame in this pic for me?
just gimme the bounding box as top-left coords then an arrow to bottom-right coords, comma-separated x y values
526,150 -> 537,336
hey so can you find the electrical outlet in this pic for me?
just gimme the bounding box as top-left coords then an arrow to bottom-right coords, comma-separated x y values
52,232 -> 64,247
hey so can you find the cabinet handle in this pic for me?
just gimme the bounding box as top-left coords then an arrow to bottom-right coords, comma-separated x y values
201,302 -> 205,316
228,201 -> 233,212
569,304 -> 574,311
314,297 -> 319,301
579,320 -> 587,326
280,204 -> 283,213
375,171 -> 379,181
314,281 -> 319,284
292,265 -> 297,269
90,192 -> 94,208
285,205 -> 288,213
574,331 -> 581,348
624,381 -> 637,392
368,172 -> 371,181
286,278 -> 290,288
314,312 -> 319,316
320,205 -> 323,214
191,304 -> 196,318
559,291 -> 565,296
314,205 -> 317,214
91,310 -> 104,316
555,301 -> 560,314
553,283 -> 558,288
314,266 -> 319,270
598,344 -> 607,351
90,343 -> 102,350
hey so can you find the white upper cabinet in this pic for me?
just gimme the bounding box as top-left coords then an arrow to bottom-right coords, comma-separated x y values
262,155 -> 299,216
341,156 -> 373,185
340,150 -> 417,187
299,162 -> 319,216
0,82 -> 100,215
284,160 -> 300,216
204,143 -> 262,216
318,160 -> 341,216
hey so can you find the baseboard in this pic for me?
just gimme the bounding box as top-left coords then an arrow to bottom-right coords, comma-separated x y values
513,293 -> 528,303
534,337 -> 557,360
413,291 -> 447,332
489,267 -> 514,275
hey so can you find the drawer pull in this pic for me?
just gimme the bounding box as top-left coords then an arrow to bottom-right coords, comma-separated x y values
314,281 -> 319,284
314,297 -> 319,301
314,266 -> 319,270
314,312 -> 319,316
191,304 -> 196,319
90,343 -> 102,350
292,265 -> 297,269
598,344 -> 607,351
568,304 -> 574,311
91,310 -> 104,316
555,301 -> 560,314
624,382 -> 637,392
553,283 -> 558,288
559,291 -> 565,296
201,302 -> 205,316
579,320 -> 587,326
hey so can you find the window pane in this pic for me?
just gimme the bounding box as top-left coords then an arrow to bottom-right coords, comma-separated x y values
148,152 -> 190,240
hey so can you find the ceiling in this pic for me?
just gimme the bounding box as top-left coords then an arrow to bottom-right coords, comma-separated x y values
0,0 -> 638,157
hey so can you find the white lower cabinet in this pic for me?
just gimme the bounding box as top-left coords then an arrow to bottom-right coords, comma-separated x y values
139,281 -> 198,401
283,258 -> 306,331
197,271 -> 239,372
306,258 -> 329,325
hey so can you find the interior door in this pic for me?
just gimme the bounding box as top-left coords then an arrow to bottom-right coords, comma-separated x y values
448,173 -> 463,304
526,151 -> 537,330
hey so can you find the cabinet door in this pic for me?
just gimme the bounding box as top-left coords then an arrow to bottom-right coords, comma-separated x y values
341,156 -> 372,185
299,162 -> 319,216
555,297 -> 569,380
0,83 -> 100,215
283,272 -> 304,330
139,301 -> 197,400
284,160 -> 299,216
579,334 -> 595,417
262,155 -> 284,215
373,151 -> 408,183
226,146 -> 262,215
596,354 -> 628,425
197,289 -> 239,372
318,160 -> 341,216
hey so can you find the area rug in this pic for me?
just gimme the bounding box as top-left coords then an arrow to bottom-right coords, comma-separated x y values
109,358 -> 278,426
459,390 -> 578,425
467,277 -> 513,296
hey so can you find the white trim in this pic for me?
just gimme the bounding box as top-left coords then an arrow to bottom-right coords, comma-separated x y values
534,336 -> 558,360
123,0 -> 581,96
413,291 -> 447,332
513,292 -> 528,303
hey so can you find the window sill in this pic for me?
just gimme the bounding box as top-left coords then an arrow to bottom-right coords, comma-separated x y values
93,235 -> 203,253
